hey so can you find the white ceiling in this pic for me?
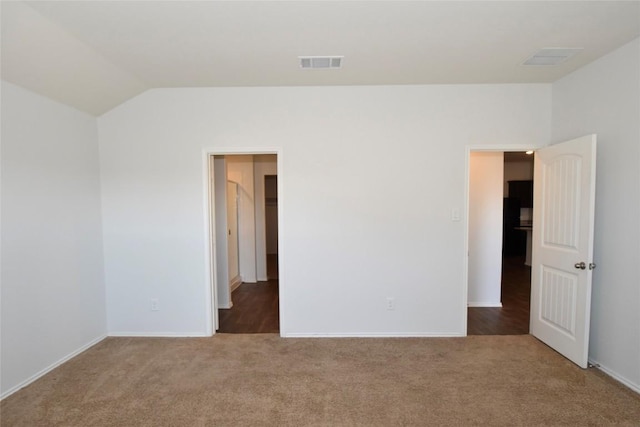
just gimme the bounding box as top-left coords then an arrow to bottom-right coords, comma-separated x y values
2,1 -> 639,116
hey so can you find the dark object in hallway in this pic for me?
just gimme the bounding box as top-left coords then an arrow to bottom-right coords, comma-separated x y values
218,254 -> 279,333
503,197 -> 526,256
468,256 -> 531,335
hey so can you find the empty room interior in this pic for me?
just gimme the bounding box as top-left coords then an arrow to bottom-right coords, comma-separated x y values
1,1 -> 639,424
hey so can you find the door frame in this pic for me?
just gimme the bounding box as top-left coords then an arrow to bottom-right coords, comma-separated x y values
463,144 -> 539,335
203,147 -> 283,336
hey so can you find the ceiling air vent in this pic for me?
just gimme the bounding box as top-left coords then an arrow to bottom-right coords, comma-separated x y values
299,56 -> 343,69
523,48 -> 583,66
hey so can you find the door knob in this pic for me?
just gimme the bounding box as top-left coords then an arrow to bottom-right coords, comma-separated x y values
574,262 -> 586,270
589,263 -> 596,270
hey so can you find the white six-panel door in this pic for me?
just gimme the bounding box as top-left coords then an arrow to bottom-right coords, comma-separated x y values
530,134 -> 597,368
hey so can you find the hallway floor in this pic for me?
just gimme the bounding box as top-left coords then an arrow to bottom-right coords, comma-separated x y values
217,254 -> 279,333
467,256 -> 531,335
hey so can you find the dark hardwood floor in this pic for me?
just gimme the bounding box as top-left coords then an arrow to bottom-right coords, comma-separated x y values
219,254 -> 527,335
217,254 -> 279,333
467,256 -> 531,335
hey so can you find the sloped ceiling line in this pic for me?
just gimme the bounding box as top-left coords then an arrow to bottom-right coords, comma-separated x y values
2,1 -> 639,116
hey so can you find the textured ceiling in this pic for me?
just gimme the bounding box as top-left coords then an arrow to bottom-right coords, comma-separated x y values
2,1 -> 639,115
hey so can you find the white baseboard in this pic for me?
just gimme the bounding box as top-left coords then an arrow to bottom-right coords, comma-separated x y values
107,332 -> 210,338
467,302 -> 503,307
229,275 -> 242,293
0,334 -> 107,401
282,332 -> 465,338
589,358 -> 640,394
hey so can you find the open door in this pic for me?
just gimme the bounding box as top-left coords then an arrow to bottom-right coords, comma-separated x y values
530,134 -> 597,368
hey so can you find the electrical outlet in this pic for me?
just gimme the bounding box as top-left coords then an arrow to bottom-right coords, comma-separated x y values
150,298 -> 159,311
386,297 -> 395,311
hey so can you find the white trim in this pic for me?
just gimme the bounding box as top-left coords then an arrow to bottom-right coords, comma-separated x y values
107,332 -> 210,337
467,302 -> 503,307
282,332 -> 465,338
589,358 -> 640,394
275,151 -> 285,334
0,334 -> 107,400
203,151 -> 216,336
229,275 -> 242,293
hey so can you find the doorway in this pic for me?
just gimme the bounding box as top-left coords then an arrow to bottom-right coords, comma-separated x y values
209,153 -> 280,334
466,150 -> 534,335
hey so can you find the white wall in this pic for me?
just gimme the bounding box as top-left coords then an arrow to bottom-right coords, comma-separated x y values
1,82 -> 106,397
254,155 -> 277,281
226,155 -> 257,283
468,152 -> 504,307
213,156 -> 231,309
226,181 -> 240,285
551,38 -> 640,391
98,84 -> 550,336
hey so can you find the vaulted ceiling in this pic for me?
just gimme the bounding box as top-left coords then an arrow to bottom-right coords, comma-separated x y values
2,1 -> 639,116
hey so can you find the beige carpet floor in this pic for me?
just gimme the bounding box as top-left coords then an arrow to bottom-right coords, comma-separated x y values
2,334 -> 639,426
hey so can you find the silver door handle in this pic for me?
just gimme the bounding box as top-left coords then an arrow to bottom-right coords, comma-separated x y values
574,262 -> 586,270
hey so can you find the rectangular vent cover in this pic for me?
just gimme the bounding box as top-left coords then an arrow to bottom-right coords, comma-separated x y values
523,48 -> 583,66
299,56 -> 343,69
